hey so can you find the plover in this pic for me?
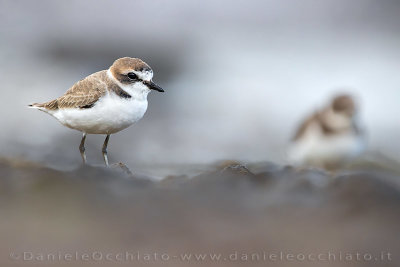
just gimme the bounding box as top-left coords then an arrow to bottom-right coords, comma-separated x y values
29,57 -> 164,166
287,94 -> 366,169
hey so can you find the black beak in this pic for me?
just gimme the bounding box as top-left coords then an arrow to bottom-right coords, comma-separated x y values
144,80 -> 164,92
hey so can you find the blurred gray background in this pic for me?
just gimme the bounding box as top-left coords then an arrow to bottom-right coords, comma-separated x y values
1,0 -> 399,175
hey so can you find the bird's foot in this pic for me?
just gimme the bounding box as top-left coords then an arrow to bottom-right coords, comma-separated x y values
111,162 -> 133,175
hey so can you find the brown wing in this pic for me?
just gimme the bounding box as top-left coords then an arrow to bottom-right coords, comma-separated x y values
32,71 -> 108,110
292,113 -> 317,141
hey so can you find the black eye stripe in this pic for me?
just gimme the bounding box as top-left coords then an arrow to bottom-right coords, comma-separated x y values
127,72 -> 138,80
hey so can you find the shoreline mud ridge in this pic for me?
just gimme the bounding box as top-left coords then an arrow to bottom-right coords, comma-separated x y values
1,157 -> 400,266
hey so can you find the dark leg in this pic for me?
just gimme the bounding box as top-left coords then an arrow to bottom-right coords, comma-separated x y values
102,134 -> 110,166
79,133 -> 87,164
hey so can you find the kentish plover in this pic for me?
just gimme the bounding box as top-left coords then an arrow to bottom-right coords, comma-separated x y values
29,57 -> 164,166
288,94 -> 366,169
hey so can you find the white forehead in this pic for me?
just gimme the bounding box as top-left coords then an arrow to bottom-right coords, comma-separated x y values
134,70 -> 153,81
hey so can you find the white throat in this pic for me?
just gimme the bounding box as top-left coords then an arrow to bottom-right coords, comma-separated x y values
322,108 -> 352,130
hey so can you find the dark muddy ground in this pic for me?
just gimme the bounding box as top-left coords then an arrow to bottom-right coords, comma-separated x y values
1,157 -> 400,266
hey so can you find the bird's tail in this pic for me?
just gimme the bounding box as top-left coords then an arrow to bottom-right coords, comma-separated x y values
28,103 -> 40,108
28,103 -> 46,110
28,100 -> 58,111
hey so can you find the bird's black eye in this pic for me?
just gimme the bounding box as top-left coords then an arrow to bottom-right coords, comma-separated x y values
127,72 -> 138,80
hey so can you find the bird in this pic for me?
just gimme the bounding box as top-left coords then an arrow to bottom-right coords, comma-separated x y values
287,94 -> 366,169
29,57 -> 164,166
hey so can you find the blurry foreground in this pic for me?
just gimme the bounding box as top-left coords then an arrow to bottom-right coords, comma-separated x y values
1,157 -> 400,267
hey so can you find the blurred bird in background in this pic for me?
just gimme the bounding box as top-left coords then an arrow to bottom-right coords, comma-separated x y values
287,94 -> 366,169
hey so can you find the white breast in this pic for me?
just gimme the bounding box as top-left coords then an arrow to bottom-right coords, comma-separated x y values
287,121 -> 366,166
52,93 -> 147,134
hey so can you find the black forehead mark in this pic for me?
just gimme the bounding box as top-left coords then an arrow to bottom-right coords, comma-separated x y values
138,67 -> 152,72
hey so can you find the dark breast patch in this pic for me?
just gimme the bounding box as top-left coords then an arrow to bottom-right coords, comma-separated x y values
116,88 -> 132,99
80,103 -> 95,109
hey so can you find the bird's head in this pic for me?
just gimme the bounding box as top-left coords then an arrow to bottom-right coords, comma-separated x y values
109,57 -> 164,93
331,94 -> 356,117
